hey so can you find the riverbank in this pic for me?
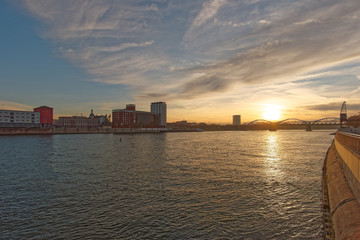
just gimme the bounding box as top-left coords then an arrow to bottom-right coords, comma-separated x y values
323,141 -> 360,239
0,125 -> 337,136
0,127 -> 206,135
0,127 -> 162,135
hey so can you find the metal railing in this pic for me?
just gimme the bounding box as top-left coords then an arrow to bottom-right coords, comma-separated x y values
336,130 -> 360,155
338,127 -> 360,135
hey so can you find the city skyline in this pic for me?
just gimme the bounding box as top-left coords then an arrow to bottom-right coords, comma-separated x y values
1,0 -> 360,123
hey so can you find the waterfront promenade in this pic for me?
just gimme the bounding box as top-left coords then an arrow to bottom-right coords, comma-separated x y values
323,128 -> 360,239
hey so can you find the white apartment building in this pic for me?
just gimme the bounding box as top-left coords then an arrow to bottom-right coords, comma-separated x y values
0,110 -> 40,127
151,102 -> 167,127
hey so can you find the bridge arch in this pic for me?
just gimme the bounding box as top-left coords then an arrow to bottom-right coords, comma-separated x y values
246,117 -> 340,125
277,118 -> 308,124
311,117 -> 340,124
247,119 -> 273,125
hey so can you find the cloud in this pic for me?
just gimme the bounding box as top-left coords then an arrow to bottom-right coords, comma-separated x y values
20,0 -> 360,106
304,102 -> 360,113
180,75 -> 229,96
0,100 -> 35,111
21,0 -> 179,89
349,75 -> 360,94
172,0 -> 360,97
304,102 -> 344,111
190,0 -> 228,28
91,41 -> 155,53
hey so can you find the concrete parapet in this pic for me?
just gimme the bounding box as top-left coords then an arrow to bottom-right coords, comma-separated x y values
335,132 -> 360,201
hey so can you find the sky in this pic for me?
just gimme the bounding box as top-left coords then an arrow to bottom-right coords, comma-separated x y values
1,0 -> 360,123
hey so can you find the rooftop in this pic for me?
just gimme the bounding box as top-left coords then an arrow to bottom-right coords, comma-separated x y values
34,106 -> 53,109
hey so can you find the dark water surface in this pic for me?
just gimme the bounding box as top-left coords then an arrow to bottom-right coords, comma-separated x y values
0,131 -> 334,239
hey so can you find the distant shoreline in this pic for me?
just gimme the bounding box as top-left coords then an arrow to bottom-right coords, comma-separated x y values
0,125 -> 339,136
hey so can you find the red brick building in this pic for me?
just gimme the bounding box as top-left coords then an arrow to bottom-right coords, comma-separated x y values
34,106 -> 53,128
112,104 -> 157,128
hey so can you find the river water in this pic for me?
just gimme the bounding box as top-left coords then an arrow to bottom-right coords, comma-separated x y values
0,130 -> 334,239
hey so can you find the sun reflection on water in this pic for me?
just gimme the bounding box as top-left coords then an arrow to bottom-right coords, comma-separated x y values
264,133 -> 282,177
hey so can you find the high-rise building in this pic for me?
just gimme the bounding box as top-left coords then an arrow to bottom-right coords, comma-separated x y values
233,115 -> 241,126
151,102 -> 167,127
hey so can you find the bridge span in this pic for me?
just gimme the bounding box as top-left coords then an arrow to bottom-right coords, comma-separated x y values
245,117 -> 340,131
247,117 -> 340,125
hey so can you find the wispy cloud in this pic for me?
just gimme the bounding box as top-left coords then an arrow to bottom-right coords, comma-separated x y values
304,102 -> 344,112
173,0 -> 360,96
20,0 -> 360,112
22,0 -> 167,87
94,41 -> 154,53
190,0 -> 228,28
0,100 -> 35,111
303,102 -> 360,117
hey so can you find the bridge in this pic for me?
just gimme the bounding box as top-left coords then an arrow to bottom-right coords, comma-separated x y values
247,117 -> 340,125
245,117 -> 340,131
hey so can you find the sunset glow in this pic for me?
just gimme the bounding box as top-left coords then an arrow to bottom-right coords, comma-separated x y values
262,104 -> 282,121
0,1 -> 360,123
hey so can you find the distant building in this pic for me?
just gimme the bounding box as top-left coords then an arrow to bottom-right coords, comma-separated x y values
346,115 -> 360,128
0,109 -> 40,128
56,116 -> 99,128
112,104 -> 157,128
233,115 -> 241,126
34,106 -> 53,128
151,102 -> 167,127
89,109 -> 95,118
89,109 -> 111,126
55,109 -> 111,128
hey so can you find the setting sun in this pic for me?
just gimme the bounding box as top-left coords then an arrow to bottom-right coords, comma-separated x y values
262,104 -> 282,121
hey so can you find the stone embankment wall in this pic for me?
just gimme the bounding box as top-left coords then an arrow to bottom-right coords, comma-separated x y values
0,127 -> 52,135
0,127 -> 161,135
323,131 -> 360,239
52,127 -> 161,134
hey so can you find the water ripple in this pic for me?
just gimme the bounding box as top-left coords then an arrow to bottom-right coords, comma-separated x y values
0,131 -> 334,239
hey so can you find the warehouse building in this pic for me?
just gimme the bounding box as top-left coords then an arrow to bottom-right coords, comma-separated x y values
112,104 -> 157,128
0,105 -> 54,128
34,106 -> 53,128
0,110 -> 40,128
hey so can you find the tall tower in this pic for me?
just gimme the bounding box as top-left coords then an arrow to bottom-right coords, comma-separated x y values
233,115 -> 241,126
340,101 -> 347,127
151,102 -> 167,127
